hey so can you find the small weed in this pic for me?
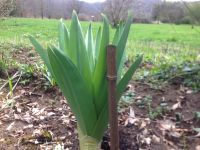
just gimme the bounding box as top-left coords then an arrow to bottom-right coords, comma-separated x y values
195,111 -> 200,120
35,64 -> 56,87
119,91 -> 135,110
136,95 -> 165,119
138,62 -> 200,91
7,75 -> 13,97
19,64 -> 36,85
149,106 -> 163,120
0,98 -> 15,112
167,37 -> 177,42
175,112 -> 183,122
126,41 -> 199,90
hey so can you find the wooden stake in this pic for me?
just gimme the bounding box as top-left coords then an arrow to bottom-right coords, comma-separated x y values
106,45 -> 119,150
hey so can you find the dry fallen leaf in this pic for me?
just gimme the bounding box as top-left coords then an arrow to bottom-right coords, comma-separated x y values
16,107 -> 22,113
54,143 -> 64,150
33,129 -> 42,136
171,101 -> 182,110
144,137 -> 151,145
14,114 -> 22,120
186,90 -> 193,94
125,107 -> 139,126
0,138 -> 5,142
196,145 -> 200,150
27,102 -> 39,108
40,144 -> 53,150
129,107 -> 135,118
158,120 -> 176,131
140,120 -> 147,129
47,112 -> 55,117
61,115 -> 70,124
152,135 -> 160,143
135,96 -> 142,100
32,107 -> 46,116
6,122 -> 15,131
23,124 -> 33,129
169,131 -> 182,138
142,128 -> 148,135
39,116 -> 45,120
23,112 -> 33,123
194,132 -> 200,138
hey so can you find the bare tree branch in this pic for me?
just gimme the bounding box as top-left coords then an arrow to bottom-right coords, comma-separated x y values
104,0 -> 133,27
68,0 -> 83,15
0,0 -> 16,17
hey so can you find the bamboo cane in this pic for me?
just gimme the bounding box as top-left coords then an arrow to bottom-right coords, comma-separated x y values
106,45 -> 119,150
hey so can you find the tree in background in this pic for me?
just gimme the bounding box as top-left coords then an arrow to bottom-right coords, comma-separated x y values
40,0 -> 44,19
46,0 -> 52,19
152,2 -> 186,24
68,0 -> 83,15
0,0 -> 16,17
186,2 -> 200,24
104,0 -> 133,27
152,1 -> 200,25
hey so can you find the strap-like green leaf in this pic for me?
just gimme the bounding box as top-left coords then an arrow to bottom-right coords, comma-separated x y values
93,14 -> 109,115
117,55 -> 143,100
29,36 -> 54,76
94,27 -> 102,64
116,14 -> 133,72
69,11 -> 92,92
92,56 -> 142,140
85,23 -> 94,71
58,19 -> 69,55
117,51 -> 126,82
92,100 -> 108,141
112,23 -> 124,45
47,46 -> 97,136
69,11 -> 82,66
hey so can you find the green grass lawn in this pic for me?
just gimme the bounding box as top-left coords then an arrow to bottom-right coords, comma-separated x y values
1,18 -> 199,62
0,17 -> 200,90
0,18 -> 200,46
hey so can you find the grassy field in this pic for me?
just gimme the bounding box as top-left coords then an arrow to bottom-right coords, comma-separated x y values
0,17 -> 200,89
1,18 -> 200,61
1,18 -> 200,45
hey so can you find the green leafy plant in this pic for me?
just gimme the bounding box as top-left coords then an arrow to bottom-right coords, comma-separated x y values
30,11 -> 142,149
0,98 -> 15,112
39,64 -> 56,86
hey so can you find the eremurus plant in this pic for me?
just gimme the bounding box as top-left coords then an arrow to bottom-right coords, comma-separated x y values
29,11 -> 142,150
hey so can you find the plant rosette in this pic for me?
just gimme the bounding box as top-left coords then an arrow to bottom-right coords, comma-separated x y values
30,11 -> 142,149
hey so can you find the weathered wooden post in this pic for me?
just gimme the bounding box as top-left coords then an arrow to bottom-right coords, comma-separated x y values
106,45 -> 119,150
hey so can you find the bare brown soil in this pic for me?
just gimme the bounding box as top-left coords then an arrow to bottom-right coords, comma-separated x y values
0,77 -> 200,149
0,48 -> 200,150
118,82 -> 200,150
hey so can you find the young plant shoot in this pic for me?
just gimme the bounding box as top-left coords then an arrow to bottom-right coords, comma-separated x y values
30,11 -> 142,150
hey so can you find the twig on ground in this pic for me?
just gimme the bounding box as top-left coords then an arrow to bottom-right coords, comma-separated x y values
0,71 -> 20,92
6,71 -> 22,98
